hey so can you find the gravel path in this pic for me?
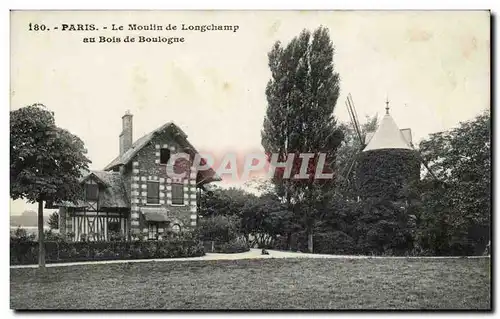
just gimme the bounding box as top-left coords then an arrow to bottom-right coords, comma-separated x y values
10,249 -> 489,269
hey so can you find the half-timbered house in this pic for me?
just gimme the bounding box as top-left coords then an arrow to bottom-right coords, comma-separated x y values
50,111 -> 220,241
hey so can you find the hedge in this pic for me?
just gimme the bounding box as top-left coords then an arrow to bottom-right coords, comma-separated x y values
203,240 -> 250,254
10,239 -> 205,265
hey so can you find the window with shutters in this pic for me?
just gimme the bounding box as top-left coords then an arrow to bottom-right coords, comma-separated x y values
147,181 -> 160,204
171,183 -> 184,205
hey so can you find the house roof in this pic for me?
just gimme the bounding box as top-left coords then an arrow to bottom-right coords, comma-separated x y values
104,122 -> 177,170
48,122 -> 219,209
80,171 -> 111,187
93,171 -> 129,208
103,122 -> 220,186
363,113 -> 412,152
51,170 -> 129,209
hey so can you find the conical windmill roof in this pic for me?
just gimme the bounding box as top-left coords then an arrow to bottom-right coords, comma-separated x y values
363,112 -> 412,152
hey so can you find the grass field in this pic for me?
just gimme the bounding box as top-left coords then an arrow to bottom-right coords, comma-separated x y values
10,257 -> 491,310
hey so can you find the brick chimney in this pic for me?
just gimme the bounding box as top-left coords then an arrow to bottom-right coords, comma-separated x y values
119,110 -> 133,155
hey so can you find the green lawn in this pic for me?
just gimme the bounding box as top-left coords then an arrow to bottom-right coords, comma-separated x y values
10,257 -> 491,310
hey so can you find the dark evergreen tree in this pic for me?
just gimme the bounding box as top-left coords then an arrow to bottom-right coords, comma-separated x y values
47,212 -> 59,230
261,27 -> 344,252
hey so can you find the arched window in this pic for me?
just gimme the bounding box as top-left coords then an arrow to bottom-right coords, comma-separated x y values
171,224 -> 181,233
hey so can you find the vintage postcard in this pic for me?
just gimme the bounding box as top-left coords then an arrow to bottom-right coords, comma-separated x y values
9,10 -> 491,310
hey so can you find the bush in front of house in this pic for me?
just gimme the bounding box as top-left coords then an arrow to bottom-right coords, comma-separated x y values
10,238 -> 205,265
215,239 -> 250,253
10,226 -> 36,242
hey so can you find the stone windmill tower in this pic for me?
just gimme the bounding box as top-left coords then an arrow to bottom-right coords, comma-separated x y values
356,99 -> 421,201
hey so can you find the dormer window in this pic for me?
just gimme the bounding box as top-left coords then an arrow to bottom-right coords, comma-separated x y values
160,148 -> 171,165
85,180 -> 99,201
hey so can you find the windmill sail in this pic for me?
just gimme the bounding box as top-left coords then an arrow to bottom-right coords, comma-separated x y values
349,93 -> 363,142
337,93 -> 365,191
345,94 -> 364,147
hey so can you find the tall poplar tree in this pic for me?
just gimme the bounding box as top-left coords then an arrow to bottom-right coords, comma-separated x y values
261,27 -> 344,252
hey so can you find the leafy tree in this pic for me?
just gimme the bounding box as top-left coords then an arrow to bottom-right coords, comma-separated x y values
239,192 -> 298,248
199,186 -> 255,242
199,186 -> 250,219
417,111 -> 490,255
10,104 -> 91,268
261,27 -> 344,252
199,184 -> 298,248
198,215 -> 239,243
47,212 -> 59,230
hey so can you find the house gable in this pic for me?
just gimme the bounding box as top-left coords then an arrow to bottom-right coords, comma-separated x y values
132,125 -> 193,181
129,126 -> 198,230
104,122 -> 220,186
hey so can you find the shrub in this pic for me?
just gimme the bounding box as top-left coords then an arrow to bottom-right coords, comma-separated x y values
12,226 -> 27,239
206,238 -> 249,254
198,215 -> 239,242
10,239 -> 205,265
44,229 -> 65,242
10,241 -> 37,265
10,226 -> 36,243
108,231 -> 127,242
313,231 -> 357,255
66,231 -> 75,241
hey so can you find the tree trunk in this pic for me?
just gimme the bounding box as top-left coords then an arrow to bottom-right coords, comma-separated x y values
59,207 -> 66,239
286,232 -> 291,251
285,189 -> 292,251
307,228 -> 313,253
305,187 -> 314,253
38,199 -> 46,269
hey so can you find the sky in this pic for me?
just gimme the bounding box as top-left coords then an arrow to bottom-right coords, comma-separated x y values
10,10 -> 490,214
